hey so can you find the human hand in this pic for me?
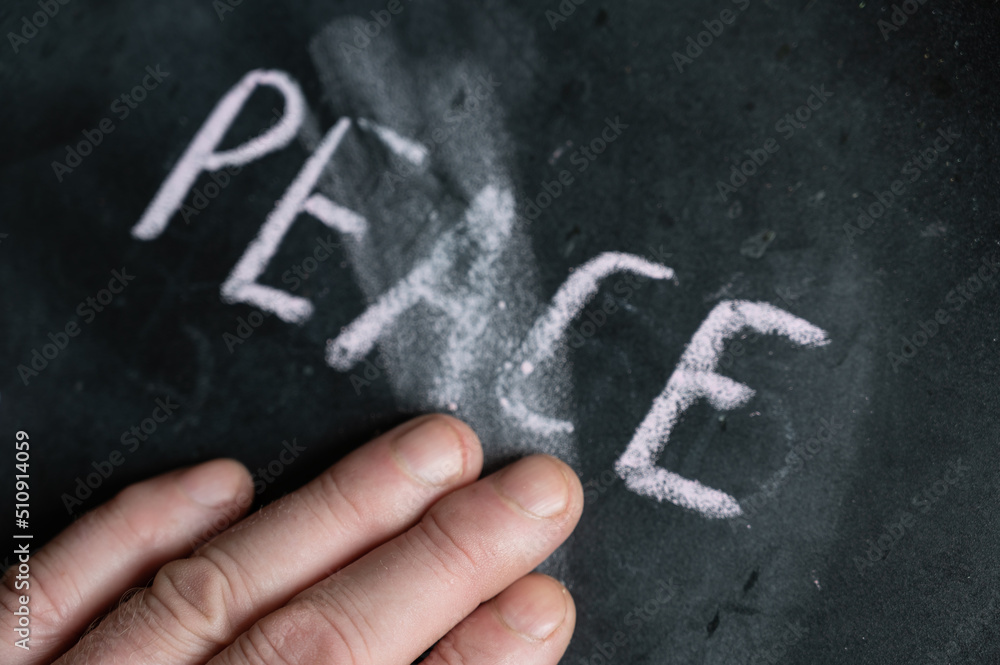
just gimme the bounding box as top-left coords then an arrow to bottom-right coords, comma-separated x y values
2,415 -> 583,664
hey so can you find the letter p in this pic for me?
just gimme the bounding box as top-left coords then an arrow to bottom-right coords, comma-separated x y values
131,69 -> 306,240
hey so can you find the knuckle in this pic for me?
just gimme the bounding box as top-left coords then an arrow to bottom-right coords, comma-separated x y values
249,597 -> 371,665
100,487 -> 169,550
408,510 -> 482,584
231,621 -> 300,665
302,469 -> 364,533
425,632 -> 476,665
1,550 -> 71,633
148,553 -> 238,647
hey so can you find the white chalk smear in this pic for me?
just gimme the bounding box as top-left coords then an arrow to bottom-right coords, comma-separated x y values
221,117 -> 365,323
357,117 -> 430,167
497,252 -> 676,435
133,69 -> 306,240
325,183 -> 512,370
615,300 -> 830,518
309,23 -> 578,470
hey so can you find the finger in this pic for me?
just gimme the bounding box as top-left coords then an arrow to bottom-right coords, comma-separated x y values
0,459 -> 252,665
424,574 -> 576,665
209,454 -> 583,665
58,414 -> 483,665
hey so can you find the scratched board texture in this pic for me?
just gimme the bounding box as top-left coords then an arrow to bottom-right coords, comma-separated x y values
2,0 -> 1000,663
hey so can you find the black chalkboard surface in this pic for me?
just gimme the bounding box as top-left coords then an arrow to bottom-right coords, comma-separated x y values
3,0 -> 999,662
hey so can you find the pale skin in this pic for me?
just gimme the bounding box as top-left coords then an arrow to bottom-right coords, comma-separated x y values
1,415 -> 584,664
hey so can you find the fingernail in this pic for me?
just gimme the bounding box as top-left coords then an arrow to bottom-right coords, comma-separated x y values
391,417 -> 466,487
496,456 -> 570,518
496,577 -> 569,641
179,459 -> 246,508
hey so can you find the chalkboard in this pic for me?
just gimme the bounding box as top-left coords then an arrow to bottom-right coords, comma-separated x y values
3,0 -> 1000,662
